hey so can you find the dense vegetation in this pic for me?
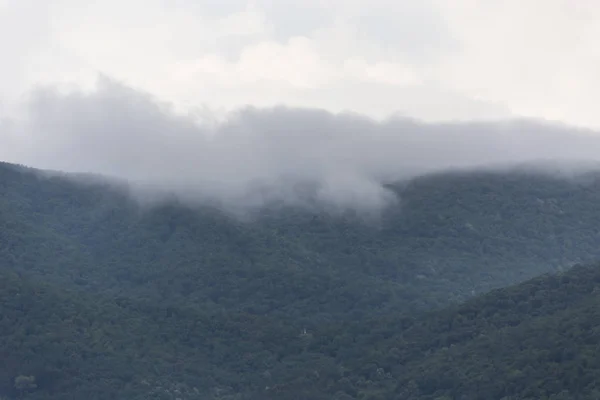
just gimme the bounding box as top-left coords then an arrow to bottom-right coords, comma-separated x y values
263,262 -> 600,399
5,162 -> 600,319
5,161 -> 600,398
5,249 -> 600,398
0,269 -> 299,399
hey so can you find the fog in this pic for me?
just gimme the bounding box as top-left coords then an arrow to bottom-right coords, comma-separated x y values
2,76 -> 600,212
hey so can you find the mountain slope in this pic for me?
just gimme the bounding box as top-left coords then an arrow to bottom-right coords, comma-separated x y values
0,270 -> 302,400
6,159 -> 600,399
263,263 -> 600,400
4,161 -> 600,321
5,260 -> 600,399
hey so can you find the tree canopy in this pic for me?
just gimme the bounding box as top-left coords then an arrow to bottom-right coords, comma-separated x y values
4,162 -> 600,398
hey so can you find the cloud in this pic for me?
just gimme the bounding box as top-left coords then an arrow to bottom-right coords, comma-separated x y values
3,77 -> 600,213
0,0 -> 514,124
0,1 -> 52,100
432,0 -> 600,127
5,0 -> 600,128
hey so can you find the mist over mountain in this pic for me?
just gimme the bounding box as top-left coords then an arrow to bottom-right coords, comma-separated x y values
5,161 -> 600,316
6,161 -> 600,399
6,158 -> 600,398
6,1 -> 600,398
3,77 -> 600,213
4,71 -> 600,400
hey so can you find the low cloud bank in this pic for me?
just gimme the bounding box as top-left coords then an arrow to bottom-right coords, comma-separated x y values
2,77 -> 600,212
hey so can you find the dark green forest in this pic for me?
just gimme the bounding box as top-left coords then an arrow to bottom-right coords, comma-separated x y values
5,161 -> 600,398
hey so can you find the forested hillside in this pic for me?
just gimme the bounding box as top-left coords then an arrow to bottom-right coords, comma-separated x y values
4,252 -> 600,399
0,270 -> 298,399
265,262 -> 600,399
5,161 -> 600,398
4,161 -> 600,321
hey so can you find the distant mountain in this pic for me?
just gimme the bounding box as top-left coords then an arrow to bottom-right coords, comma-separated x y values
4,161 -> 600,321
8,161 -> 600,398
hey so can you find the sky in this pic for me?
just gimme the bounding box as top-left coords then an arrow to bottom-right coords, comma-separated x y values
2,0 -> 600,211
3,0 -> 600,125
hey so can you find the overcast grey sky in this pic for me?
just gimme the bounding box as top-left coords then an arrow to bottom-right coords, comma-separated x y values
2,0 -> 600,210
3,0 -> 600,124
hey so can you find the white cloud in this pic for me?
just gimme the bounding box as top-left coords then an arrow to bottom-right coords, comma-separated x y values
343,59 -> 419,86
3,0 -> 600,127
433,0 -> 600,127
0,0 -> 511,123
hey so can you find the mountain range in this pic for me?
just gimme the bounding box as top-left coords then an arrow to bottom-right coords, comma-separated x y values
3,161 -> 600,399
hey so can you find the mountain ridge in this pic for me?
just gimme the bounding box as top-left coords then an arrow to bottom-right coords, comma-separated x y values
6,161 -> 600,398
4,161 -> 600,316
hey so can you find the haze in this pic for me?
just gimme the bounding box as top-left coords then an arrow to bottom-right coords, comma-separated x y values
2,0 -> 600,211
